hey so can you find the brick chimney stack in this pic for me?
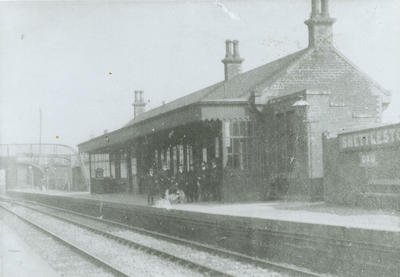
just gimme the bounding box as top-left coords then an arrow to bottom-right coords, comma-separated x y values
305,0 -> 335,49
222,40 -> 243,81
132,90 -> 146,118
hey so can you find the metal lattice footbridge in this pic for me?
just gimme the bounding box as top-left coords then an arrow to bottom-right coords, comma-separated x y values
0,144 -> 89,191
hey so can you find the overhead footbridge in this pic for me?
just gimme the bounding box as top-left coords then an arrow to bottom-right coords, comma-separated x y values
0,144 -> 89,192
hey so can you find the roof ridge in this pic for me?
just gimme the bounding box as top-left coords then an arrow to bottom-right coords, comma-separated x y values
255,47 -> 315,102
125,48 -> 312,128
219,48 -> 312,101
124,81 -> 224,127
235,48 -> 309,83
332,47 -> 391,97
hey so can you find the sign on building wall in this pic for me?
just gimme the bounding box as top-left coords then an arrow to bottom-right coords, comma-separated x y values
339,124 -> 400,150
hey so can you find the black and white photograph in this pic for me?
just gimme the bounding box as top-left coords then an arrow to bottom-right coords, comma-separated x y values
0,0 -> 399,276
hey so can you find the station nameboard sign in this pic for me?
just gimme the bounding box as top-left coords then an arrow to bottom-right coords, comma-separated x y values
340,124 -> 400,150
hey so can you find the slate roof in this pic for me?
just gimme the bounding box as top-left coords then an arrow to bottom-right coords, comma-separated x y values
257,47 -> 391,108
124,45 -> 391,128
124,48 -> 310,127
79,44 -> 392,151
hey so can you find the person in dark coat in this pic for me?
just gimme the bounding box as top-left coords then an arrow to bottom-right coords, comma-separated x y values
197,161 -> 210,201
209,159 -> 221,201
158,163 -> 170,199
144,168 -> 158,205
186,163 -> 198,202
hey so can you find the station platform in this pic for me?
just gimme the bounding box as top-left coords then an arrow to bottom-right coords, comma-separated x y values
8,188 -> 400,232
5,189 -> 400,277
0,218 -> 58,277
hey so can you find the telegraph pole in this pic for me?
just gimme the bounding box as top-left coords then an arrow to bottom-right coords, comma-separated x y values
39,108 -> 42,155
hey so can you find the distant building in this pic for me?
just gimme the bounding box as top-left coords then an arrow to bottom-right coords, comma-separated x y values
79,0 -> 391,201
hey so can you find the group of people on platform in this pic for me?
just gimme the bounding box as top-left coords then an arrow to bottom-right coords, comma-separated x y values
143,160 -> 222,206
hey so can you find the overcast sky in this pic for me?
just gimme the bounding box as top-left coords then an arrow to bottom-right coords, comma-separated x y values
0,0 -> 399,148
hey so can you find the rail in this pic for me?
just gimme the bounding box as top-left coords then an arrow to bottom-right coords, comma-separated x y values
0,202 -> 131,277
2,197 -> 323,277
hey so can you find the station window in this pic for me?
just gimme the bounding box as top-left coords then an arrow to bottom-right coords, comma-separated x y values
166,148 -> 171,169
114,154 -> 121,179
202,147 -> 207,163
186,145 -> 193,170
154,150 -> 158,169
172,146 -> 178,174
110,156 -> 116,177
225,121 -> 255,170
131,157 -> 137,176
160,151 -> 165,167
120,153 -> 128,179
215,137 -> 220,158
90,153 -> 110,178
179,145 -> 184,168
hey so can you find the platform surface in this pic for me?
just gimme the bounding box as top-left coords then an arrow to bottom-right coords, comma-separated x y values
9,188 -> 400,232
0,219 -> 59,277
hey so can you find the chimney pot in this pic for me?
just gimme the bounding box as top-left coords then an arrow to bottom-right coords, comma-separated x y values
225,40 -> 233,58
311,0 -> 320,17
232,40 -> 240,58
321,0 -> 329,17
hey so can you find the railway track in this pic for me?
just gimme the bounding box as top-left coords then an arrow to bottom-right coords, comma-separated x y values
0,197 -> 327,277
0,204 -> 128,277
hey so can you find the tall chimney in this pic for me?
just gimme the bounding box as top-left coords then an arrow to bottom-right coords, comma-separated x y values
132,90 -> 146,118
305,0 -> 335,49
221,39 -> 243,81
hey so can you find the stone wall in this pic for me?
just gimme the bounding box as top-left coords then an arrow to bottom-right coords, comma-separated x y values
323,123 -> 400,210
7,191 -> 400,277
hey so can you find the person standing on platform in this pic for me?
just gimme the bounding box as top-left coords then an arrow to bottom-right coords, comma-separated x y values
175,164 -> 187,202
186,163 -> 197,202
209,159 -> 221,201
158,163 -> 170,199
197,161 -> 209,201
144,168 -> 158,206
166,177 -> 179,203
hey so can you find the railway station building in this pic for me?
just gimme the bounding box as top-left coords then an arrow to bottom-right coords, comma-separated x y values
78,0 -> 391,202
